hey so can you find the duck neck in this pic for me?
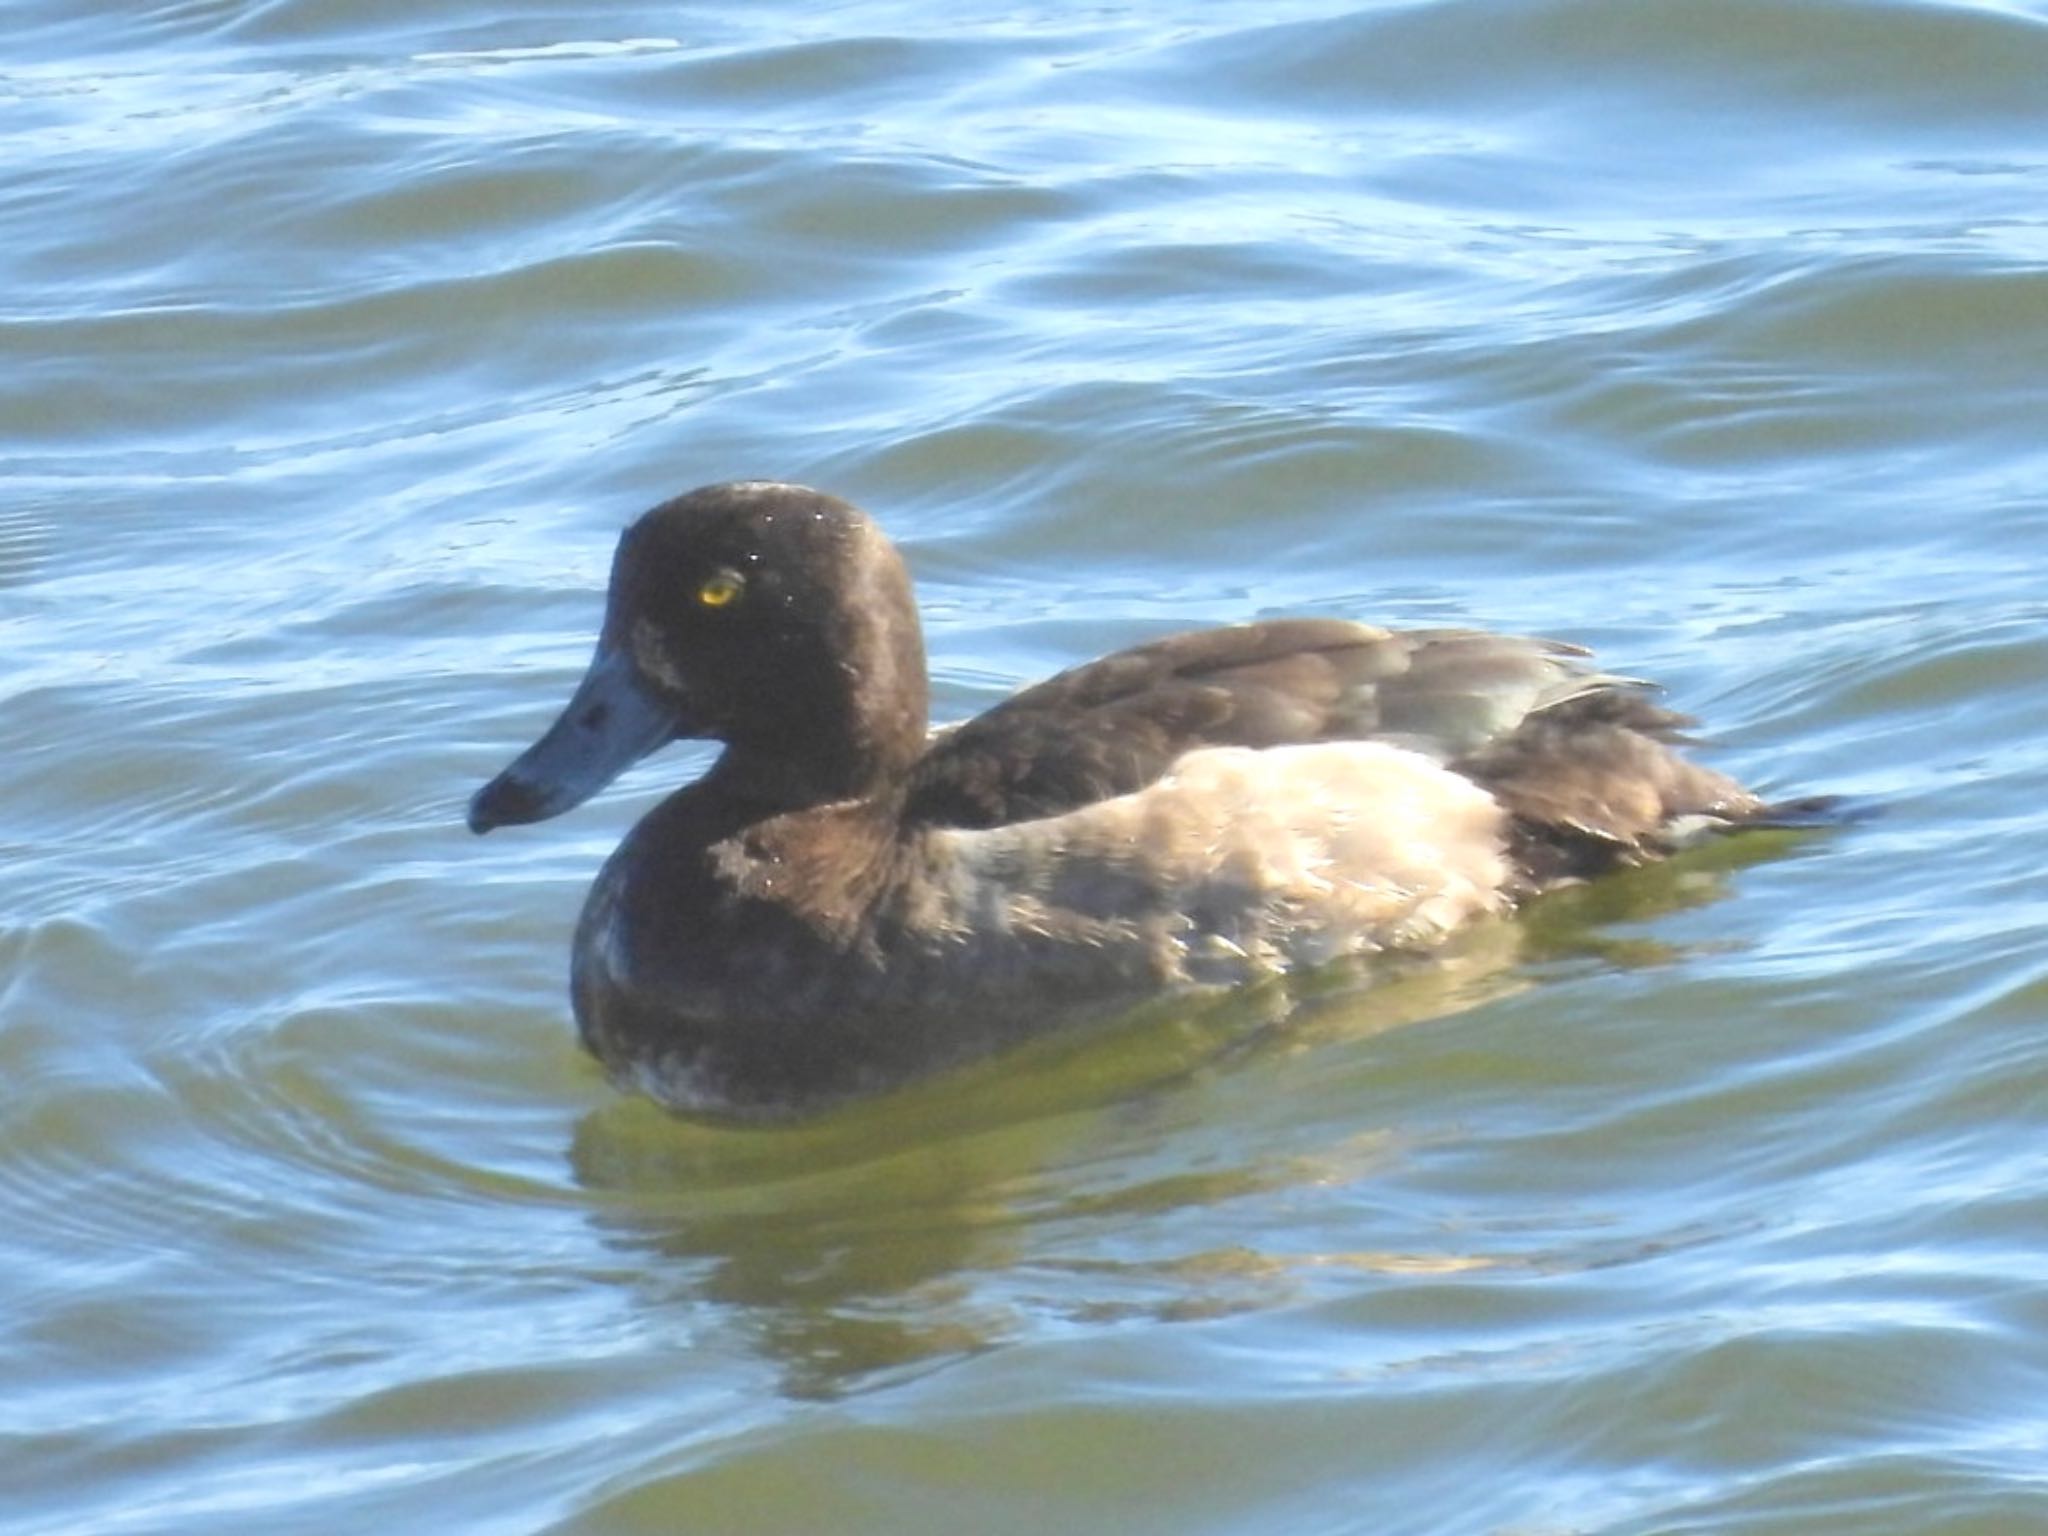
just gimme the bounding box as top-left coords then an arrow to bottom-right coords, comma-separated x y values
717,613 -> 929,814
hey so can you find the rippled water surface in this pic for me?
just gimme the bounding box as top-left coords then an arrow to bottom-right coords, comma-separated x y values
7,1 -> 2047,1531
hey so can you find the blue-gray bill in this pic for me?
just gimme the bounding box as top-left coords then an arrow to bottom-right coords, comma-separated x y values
467,644 -> 680,834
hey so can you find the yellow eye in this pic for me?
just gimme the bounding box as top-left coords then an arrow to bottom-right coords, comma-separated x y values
696,570 -> 745,609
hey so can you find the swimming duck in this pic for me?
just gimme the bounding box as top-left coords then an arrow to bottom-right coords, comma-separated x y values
469,481 -> 1781,1123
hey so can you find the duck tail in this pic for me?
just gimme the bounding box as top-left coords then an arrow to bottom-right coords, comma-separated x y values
1740,793 -> 1864,831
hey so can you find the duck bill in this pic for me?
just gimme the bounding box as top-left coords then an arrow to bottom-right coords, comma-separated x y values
468,645 -> 685,833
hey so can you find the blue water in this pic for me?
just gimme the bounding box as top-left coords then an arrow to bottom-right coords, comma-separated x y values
5,1 -> 2047,1532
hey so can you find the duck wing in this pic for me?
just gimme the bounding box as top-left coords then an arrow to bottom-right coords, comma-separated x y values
906,619 -> 1646,831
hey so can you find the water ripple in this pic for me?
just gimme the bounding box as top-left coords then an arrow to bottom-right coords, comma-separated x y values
5,0 -> 2046,1530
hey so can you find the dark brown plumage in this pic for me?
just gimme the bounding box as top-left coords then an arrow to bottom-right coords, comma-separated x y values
469,482 -> 1794,1122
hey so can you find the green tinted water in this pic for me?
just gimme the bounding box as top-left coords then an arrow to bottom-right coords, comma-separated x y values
4,2 -> 2046,1532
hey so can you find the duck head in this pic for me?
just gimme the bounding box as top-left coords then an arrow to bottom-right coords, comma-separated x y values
468,481 -> 929,833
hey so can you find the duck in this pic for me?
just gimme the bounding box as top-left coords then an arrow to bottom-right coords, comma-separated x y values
469,480 -> 1796,1124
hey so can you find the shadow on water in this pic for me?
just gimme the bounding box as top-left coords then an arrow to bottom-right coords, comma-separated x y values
565,827 -> 1829,1399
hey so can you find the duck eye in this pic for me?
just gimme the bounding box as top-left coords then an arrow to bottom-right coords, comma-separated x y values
695,569 -> 745,609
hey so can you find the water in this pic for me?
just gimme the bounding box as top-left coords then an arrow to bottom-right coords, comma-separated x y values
5,0 -> 2047,1531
